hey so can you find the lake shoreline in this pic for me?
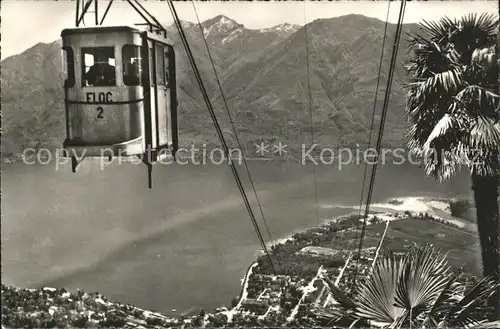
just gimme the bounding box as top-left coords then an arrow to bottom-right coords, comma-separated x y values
1,194 -> 478,327
212,195 -> 476,317
225,195 -> 477,320
264,195 -> 475,249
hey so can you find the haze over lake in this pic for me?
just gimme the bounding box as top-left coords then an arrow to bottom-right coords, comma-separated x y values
1,159 -> 471,315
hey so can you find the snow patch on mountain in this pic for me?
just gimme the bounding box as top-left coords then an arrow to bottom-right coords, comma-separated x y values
260,23 -> 301,36
221,28 -> 245,44
203,15 -> 242,37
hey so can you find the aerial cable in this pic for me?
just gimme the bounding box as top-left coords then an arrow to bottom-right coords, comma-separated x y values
304,1 -> 320,227
353,0 -> 391,260
352,0 -> 407,285
166,0 -> 277,275
353,0 -> 407,284
347,1 -> 392,290
303,5 -> 322,306
167,0 -> 276,274
190,1 -> 274,243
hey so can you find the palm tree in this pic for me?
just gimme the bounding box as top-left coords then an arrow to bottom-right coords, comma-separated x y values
311,244 -> 499,328
498,2 -> 500,100
404,13 -> 499,317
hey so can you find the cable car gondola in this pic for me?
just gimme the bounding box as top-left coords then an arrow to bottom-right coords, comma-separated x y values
61,0 -> 178,188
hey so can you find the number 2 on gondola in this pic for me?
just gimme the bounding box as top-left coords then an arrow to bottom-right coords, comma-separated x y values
96,106 -> 104,119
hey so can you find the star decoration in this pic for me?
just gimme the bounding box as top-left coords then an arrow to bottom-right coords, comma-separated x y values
273,142 -> 288,155
255,142 -> 270,156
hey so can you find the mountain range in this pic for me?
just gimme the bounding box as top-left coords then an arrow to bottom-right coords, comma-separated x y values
1,14 -> 420,158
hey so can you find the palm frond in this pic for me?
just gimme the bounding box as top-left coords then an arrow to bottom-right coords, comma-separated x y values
415,68 -> 466,104
311,278 -> 360,326
445,276 -> 500,327
405,35 -> 458,80
395,245 -> 452,322
419,16 -> 457,42
469,152 -> 500,177
353,255 -> 406,325
423,113 -> 454,152
458,13 -> 498,42
421,140 -> 467,182
417,13 -> 498,63
467,321 -> 500,329
419,274 -> 461,329
454,85 -> 500,116
315,244 -> 498,328
405,93 -> 460,150
322,277 -> 357,310
310,304 -> 351,325
468,114 -> 500,150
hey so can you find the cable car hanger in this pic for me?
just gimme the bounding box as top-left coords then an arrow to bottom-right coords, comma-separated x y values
75,0 -> 166,37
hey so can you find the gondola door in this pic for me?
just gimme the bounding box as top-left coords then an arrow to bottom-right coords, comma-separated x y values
141,35 -> 153,160
154,43 -> 169,150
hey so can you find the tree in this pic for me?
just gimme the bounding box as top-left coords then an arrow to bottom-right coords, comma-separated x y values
231,297 -> 239,308
145,316 -> 163,326
71,315 -> 88,328
101,313 -> 126,327
449,199 -> 473,217
369,216 -> 379,224
311,244 -> 499,328
404,13 -> 500,318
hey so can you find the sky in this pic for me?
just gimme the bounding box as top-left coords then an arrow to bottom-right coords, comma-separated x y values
2,0 -> 498,59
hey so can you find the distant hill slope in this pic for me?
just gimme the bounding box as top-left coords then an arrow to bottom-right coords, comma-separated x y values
1,14 -> 418,157
1,40 -> 65,153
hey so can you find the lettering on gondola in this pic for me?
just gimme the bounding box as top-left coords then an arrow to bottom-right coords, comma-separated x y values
85,92 -> 112,119
86,92 -> 113,103
96,106 -> 104,119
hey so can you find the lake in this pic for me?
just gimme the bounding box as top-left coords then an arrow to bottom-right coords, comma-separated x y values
1,158 -> 471,315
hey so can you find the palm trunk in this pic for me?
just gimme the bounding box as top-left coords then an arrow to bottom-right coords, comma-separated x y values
488,6 -> 500,321
471,173 -> 499,320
